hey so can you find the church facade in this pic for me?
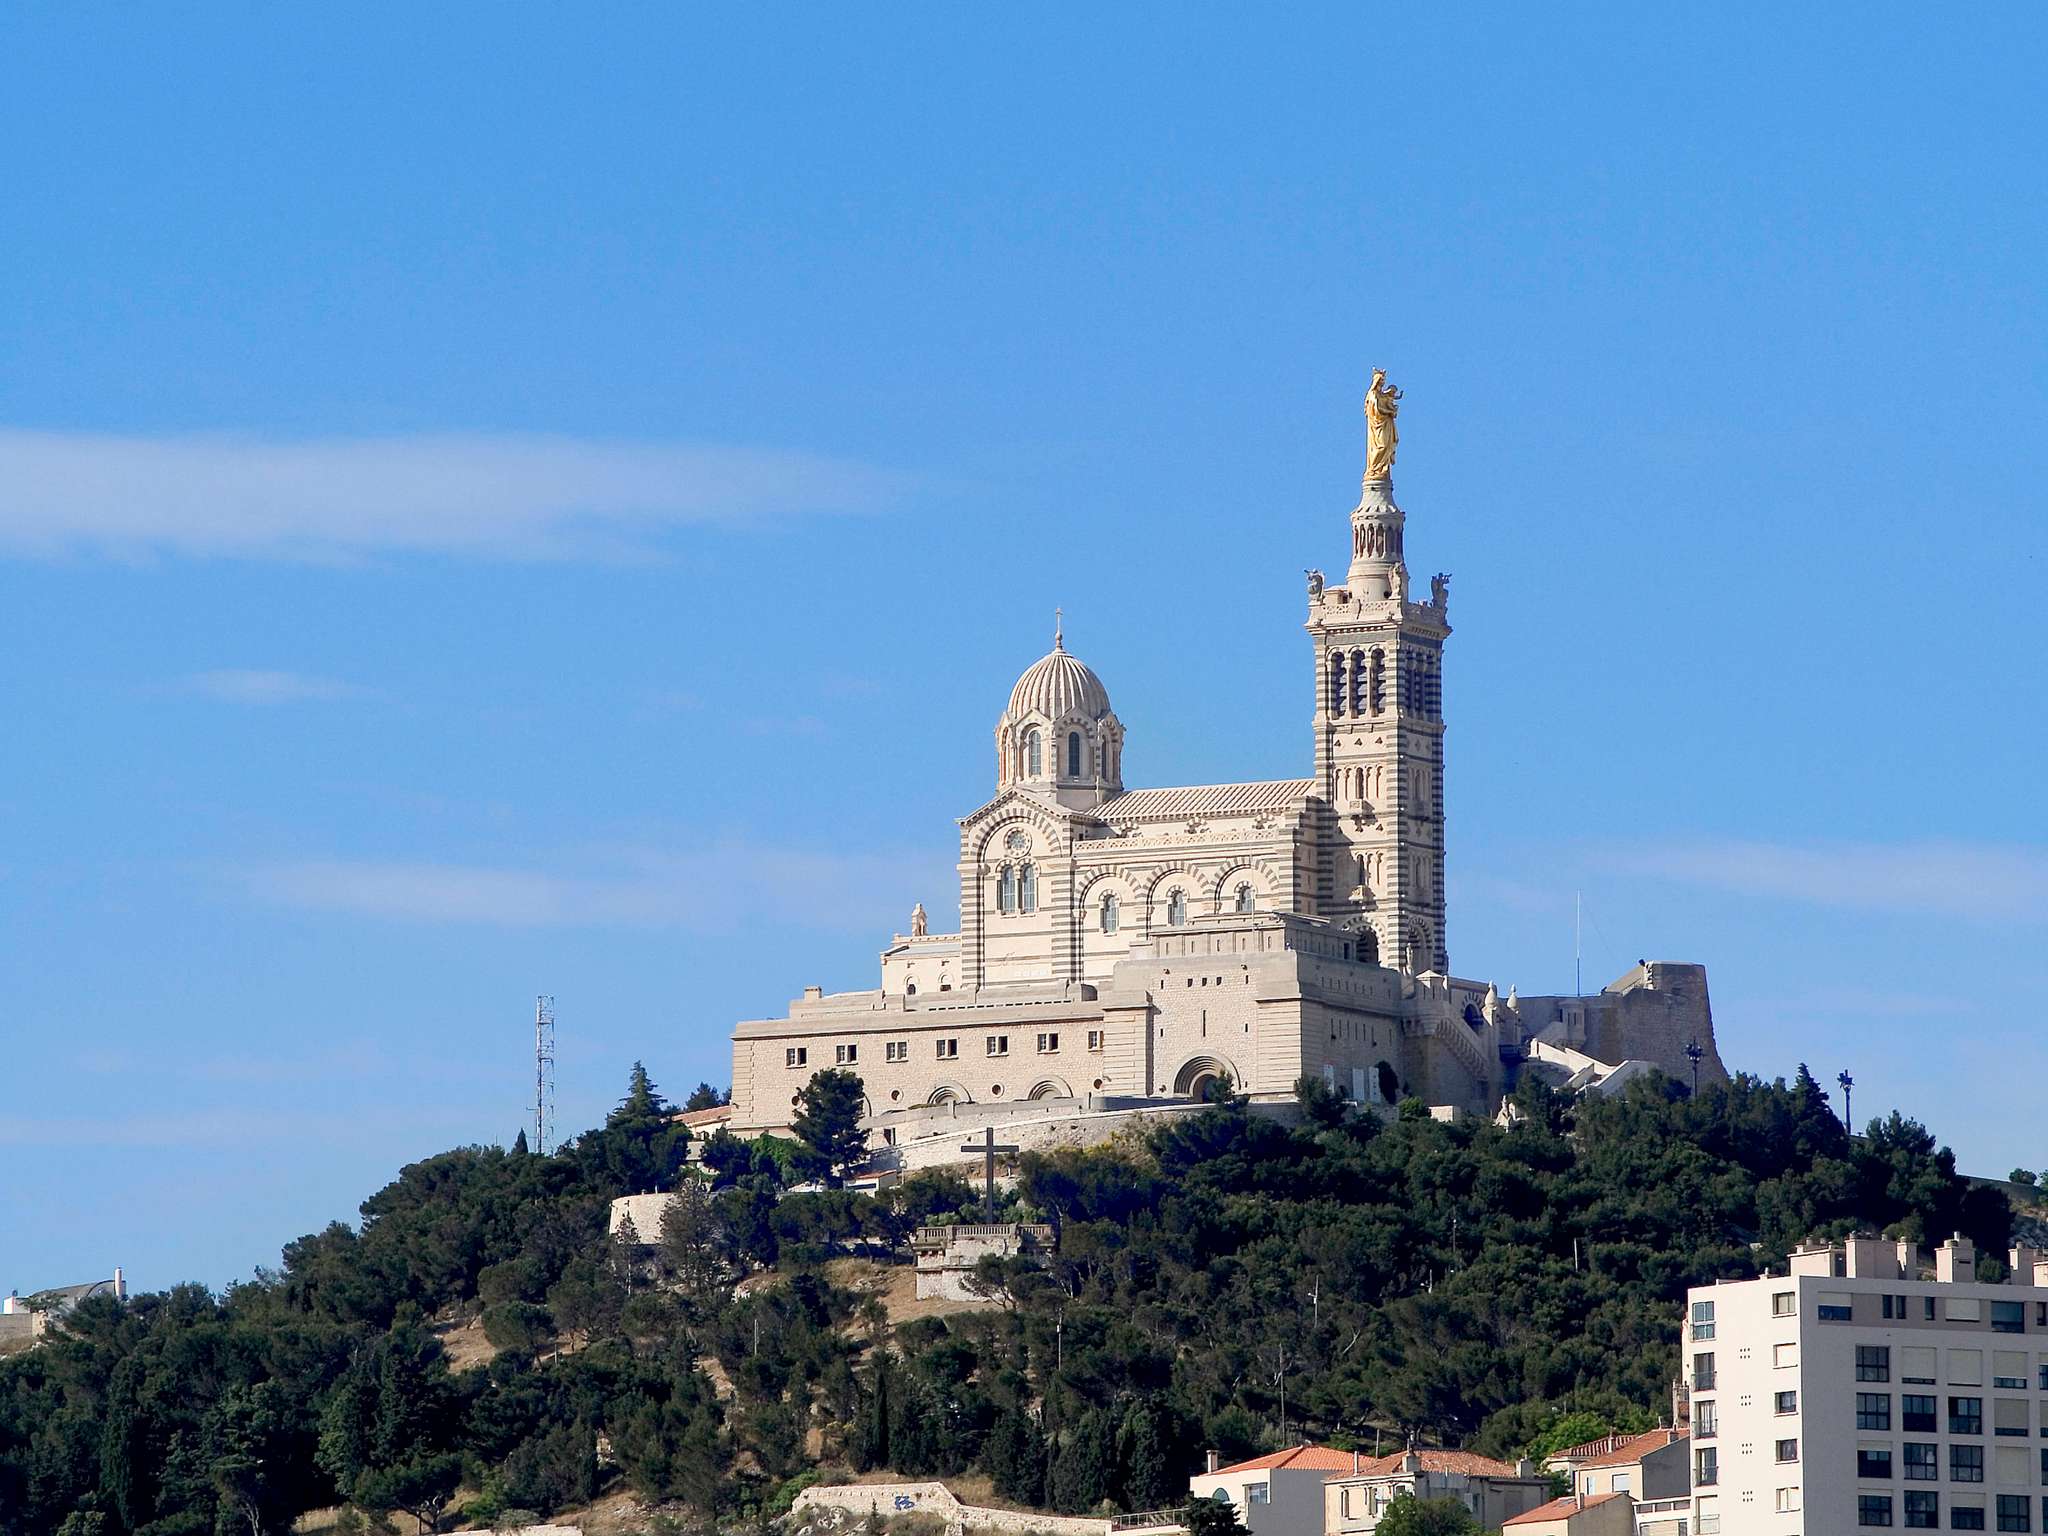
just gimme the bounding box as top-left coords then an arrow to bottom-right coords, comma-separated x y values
729,385 -> 1724,1137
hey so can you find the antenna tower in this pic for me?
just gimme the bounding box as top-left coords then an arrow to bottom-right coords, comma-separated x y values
533,995 -> 556,1155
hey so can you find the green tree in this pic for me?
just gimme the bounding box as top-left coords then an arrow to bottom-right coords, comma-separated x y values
1372,1494 -> 1483,1536
684,1082 -> 730,1112
1182,1497 -> 1248,1536
1049,1408 -> 1114,1513
1117,1399 -> 1177,1511
96,1356 -> 142,1533
790,1069 -> 870,1188
985,1405 -> 1045,1505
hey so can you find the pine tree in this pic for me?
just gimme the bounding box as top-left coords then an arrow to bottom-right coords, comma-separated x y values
987,1405 -> 1046,1505
1117,1400 -> 1174,1511
1049,1408 -> 1114,1513
97,1356 -> 142,1533
790,1068 -> 870,1188
511,1127 -> 530,1155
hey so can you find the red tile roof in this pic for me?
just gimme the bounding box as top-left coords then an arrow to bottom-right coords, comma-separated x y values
1208,1446 -> 1360,1476
1571,1429 -> 1683,1469
1504,1492 -> 1626,1527
1331,1450 -> 1527,1480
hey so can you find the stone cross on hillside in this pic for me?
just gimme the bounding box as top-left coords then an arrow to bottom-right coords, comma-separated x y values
959,1125 -> 1018,1221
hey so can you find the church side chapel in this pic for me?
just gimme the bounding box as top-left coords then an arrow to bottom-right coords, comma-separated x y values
729,378 -> 1725,1147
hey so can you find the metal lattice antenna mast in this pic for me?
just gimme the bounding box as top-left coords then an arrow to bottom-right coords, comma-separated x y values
534,995 -> 556,1155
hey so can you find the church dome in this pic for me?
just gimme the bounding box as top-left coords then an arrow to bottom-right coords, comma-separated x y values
1006,635 -> 1112,722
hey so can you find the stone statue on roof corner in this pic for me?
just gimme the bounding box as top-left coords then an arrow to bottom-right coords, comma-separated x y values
1365,367 -> 1402,479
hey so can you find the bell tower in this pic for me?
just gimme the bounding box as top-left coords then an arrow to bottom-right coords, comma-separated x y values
1305,374 -> 1449,973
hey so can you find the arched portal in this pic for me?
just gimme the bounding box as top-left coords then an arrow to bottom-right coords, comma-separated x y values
1027,1077 -> 1073,1101
1172,1055 -> 1237,1101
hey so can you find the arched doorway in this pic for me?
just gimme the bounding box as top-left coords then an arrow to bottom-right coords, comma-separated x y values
1172,1055 -> 1236,1101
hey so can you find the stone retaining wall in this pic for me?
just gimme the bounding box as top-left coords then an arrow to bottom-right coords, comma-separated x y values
793,1480 -> 1117,1536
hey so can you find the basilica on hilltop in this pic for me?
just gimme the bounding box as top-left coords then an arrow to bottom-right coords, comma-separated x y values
728,378 -> 1725,1143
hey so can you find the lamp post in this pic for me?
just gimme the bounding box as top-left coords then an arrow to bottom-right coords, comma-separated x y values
1684,1038 -> 1704,1097
1838,1070 -> 1855,1132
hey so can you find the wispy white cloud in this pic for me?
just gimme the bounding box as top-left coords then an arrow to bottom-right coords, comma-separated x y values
182,668 -> 373,704
1603,838 -> 2048,924
0,430 -> 906,562
238,842 -> 947,935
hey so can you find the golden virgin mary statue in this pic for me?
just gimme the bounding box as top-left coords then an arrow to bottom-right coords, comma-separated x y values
1364,368 -> 1402,480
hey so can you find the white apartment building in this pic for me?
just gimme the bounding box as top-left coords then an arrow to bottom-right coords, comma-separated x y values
1684,1236 -> 2048,1535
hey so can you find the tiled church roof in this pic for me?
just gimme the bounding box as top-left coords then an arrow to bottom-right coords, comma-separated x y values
1093,779 -> 1316,821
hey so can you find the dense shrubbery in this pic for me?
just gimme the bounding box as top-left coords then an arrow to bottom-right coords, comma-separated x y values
0,1062 -> 2006,1535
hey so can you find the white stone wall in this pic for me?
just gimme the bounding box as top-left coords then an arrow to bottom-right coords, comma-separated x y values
793,1481 -> 1124,1536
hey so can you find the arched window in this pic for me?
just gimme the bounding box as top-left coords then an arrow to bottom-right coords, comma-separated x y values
1019,862 -> 1038,914
1100,893 -> 1120,934
1024,730 -> 1041,776
1166,889 -> 1187,926
1234,883 -> 1254,914
1067,731 -> 1082,778
1350,649 -> 1367,715
1328,651 -> 1347,716
1357,927 -> 1380,966
1369,648 -> 1387,715
998,865 -> 1017,913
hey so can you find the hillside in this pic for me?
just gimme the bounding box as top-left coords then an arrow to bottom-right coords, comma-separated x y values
0,1065 -> 2010,1536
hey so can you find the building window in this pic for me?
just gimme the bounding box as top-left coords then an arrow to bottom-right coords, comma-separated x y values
1861,1447 -> 1895,1479
998,865 -> 1017,913
1996,1400 -> 2031,1437
1235,883 -> 1255,915
1951,1505 -> 1984,1532
1926,1296 -> 1937,1320
1954,1444 -> 1986,1482
1692,1298 -> 1717,1339
1904,1442 -> 1938,1480
1166,889 -> 1187,926
936,1038 -> 958,1059
1905,1491 -> 1939,1528
1994,1353 -> 2027,1389
1776,1438 -> 1799,1463
1695,1446 -> 1718,1487
986,1035 -> 1008,1057
1858,1346 -> 1891,1382
1024,730 -> 1041,776
1776,1391 -> 1798,1414
786,1046 -> 808,1068
1904,1347 -> 1938,1384
1777,1487 -> 1802,1513
1694,1352 -> 1717,1391
1086,1029 -> 1104,1052
1019,863 -> 1038,915
1999,1496 -> 2032,1532
1695,1400 -> 1718,1437
1860,1394 -> 1893,1430
1822,1292 -> 1855,1322
1328,652 -> 1346,716
1696,1494 -> 1719,1534
1995,1302 -> 2026,1335
1773,1290 -> 1796,1316
1066,732 -> 1082,778
1954,1398 -> 1986,1436
1904,1396 -> 1937,1432
1037,1033 -> 1059,1053
1100,894 -> 1119,934
1775,1343 -> 1799,1369
1859,1495 -> 1894,1527
1246,1483 -> 1269,1506
885,1041 -> 907,1063
836,1044 -> 857,1065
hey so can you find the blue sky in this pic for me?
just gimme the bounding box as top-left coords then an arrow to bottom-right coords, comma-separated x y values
3,7 -> 2044,1292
